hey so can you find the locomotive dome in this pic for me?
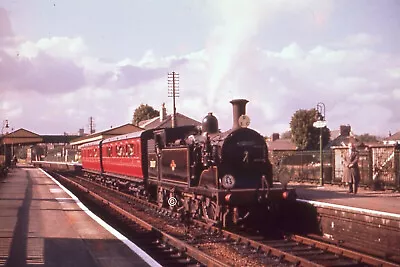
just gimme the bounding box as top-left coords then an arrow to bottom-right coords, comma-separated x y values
202,112 -> 219,134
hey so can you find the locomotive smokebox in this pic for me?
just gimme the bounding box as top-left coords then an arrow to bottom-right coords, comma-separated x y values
230,99 -> 249,130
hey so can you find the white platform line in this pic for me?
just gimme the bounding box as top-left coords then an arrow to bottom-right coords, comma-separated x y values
39,168 -> 162,267
297,198 -> 400,219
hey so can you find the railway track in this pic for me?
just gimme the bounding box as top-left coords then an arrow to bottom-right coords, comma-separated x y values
48,170 -> 398,267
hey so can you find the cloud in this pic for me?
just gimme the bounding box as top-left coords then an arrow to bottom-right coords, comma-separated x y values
0,7 -> 19,48
114,65 -> 166,88
3,37 -> 399,136
0,8 -> 13,38
204,0 -> 334,108
91,52 -> 189,89
189,38 -> 398,135
18,36 -> 87,59
2,2 -> 399,137
393,88 -> 400,99
331,33 -> 382,49
0,50 -> 86,94
0,10 -> 88,95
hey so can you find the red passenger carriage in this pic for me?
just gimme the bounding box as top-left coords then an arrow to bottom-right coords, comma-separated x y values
80,141 -> 102,173
102,132 -> 144,179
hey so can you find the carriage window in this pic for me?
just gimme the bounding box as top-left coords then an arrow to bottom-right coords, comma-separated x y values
124,144 -> 128,157
117,145 -> 122,157
122,145 -> 126,157
127,144 -> 135,157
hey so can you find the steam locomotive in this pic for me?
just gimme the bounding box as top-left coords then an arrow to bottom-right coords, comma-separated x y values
80,99 -> 296,227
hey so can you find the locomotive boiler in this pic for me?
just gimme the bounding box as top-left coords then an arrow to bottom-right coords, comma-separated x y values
80,99 -> 296,227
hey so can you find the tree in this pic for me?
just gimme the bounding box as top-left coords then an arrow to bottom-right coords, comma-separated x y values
356,133 -> 379,143
281,130 -> 292,139
132,104 -> 160,125
289,109 -> 331,150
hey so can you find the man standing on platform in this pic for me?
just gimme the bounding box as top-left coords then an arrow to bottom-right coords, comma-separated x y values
343,142 -> 361,194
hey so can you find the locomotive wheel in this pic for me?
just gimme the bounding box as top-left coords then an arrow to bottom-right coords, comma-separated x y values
183,197 -> 197,218
168,192 -> 178,210
157,188 -> 165,208
201,197 -> 219,223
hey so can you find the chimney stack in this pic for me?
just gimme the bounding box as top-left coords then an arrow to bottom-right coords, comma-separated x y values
230,99 -> 249,130
272,133 -> 280,141
340,125 -> 351,137
160,103 -> 167,122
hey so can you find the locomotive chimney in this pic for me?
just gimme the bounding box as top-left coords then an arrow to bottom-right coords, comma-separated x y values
230,99 -> 249,130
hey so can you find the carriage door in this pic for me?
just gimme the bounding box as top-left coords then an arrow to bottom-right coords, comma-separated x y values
147,138 -> 158,180
154,133 -> 165,180
148,132 -> 164,181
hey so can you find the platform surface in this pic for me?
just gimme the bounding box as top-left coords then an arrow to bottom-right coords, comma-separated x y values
291,182 -> 400,216
0,166 -> 159,267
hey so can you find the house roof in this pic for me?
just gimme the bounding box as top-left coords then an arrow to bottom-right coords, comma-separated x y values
384,131 -> 400,141
330,130 -> 340,141
325,134 -> 362,149
139,113 -> 201,130
138,117 -> 160,128
266,139 -> 297,151
70,123 -> 143,146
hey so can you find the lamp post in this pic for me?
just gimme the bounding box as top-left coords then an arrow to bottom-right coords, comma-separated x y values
1,120 -> 9,135
1,120 -> 10,165
313,103 -> 326,186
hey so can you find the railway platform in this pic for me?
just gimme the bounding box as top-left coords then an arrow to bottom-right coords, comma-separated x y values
0,164 -> 160,267
287,182 -> 400,263
290,182 -> 400,215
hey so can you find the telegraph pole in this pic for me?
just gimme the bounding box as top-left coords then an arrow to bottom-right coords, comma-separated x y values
88,117 -> 96,134
168,72 -> 180,128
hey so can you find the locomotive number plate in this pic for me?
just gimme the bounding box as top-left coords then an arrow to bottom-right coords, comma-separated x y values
222,174 -> 235,189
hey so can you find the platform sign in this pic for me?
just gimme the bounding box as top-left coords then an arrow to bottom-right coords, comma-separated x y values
313,120 -> 327,128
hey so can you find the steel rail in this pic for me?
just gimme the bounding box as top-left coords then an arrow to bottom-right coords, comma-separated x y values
292,235 -> 399,267
54,172 -> 230,267
54,171 -> 399,267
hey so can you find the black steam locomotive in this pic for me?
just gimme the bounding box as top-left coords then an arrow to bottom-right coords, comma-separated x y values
81,99 -> 296,227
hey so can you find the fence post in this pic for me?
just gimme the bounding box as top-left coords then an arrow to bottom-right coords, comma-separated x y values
368,147 -> 373,187
396,150 -> 400,191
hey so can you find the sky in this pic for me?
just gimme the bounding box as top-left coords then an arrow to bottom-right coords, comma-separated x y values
0,0 -> 399,136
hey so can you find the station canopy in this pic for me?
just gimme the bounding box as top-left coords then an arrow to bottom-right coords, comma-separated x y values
0,128 -> 79,146
1,129 -> 43,145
